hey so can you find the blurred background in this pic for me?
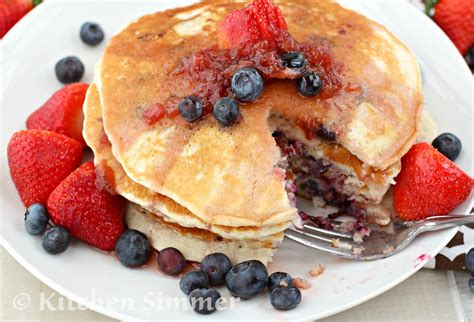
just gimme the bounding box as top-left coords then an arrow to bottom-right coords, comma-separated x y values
3,0 -> 473,69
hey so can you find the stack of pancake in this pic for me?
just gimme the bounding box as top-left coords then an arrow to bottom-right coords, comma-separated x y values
83,0 -> 423,264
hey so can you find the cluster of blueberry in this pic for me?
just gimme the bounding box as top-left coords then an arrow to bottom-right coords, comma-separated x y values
24,203 -> 71,254
466,248 -> 474,293
179,253 -> 302,314
114,230 -> 191,278
177,66 -> 263,127
178,51 -> 323,127
54,22 -> 104,84
113,230 -> 303,314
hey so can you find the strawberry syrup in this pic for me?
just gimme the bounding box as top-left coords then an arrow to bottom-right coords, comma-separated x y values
154,30 -> 342,120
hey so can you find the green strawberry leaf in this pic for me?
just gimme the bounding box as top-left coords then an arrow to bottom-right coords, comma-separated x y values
32,0 -> 42,6
425,0 -> 438,16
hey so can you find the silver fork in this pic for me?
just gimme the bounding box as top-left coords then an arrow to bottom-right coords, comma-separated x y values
285,214 -> 474,260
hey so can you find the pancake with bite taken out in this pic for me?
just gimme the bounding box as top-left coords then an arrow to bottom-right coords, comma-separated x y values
96,0 -> 422,230
86,0 -> 424,265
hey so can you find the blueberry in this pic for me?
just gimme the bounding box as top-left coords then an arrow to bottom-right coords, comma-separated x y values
297,71 -> 323,97
432,133 -> 462,161
80,22 -> 105,46
465,248 -> 474,272
115,229 -> 151,267
189,288 -> 221,315
281,51 -> 306,69
469,274 -> 474,294
213,98 -> 240,127
270,287 -> 302,311
268,272 -> 293,292
225,260 -> 268,300
468,47 -> 474,67
55,56 -> 85,84
24,203 -> 49,235
200,253 -> 232,286
180,271 -> 209,295
158,247 -> 186,275
231,67 -> 264,102
315,125 -> 336,141
41,226 -> 71,254
178,96 -> 203,122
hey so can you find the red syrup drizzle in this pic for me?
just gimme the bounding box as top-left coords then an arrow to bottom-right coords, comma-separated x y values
148,30 -> 342,122
143,103 -> 166,125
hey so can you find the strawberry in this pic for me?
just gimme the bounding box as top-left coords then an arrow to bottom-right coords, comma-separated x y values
218,0 -> 288,49
26,83 -> 89,146
0,0 -> 40,39
393,142 -> 473,220
47,162 -> 126,251
7,130 -> 83,207
426,0 -> 474,55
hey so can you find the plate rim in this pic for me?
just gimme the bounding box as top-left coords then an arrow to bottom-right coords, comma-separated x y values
1,0 -> 472,321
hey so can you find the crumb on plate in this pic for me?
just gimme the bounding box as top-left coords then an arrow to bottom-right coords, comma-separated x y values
309,264 -> 325,277
293,277 -> 311,289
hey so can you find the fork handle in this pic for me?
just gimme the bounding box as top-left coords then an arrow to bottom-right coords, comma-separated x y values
416,214 -> 474,232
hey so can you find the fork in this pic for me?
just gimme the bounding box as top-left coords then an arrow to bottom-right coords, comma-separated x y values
285,214 -> 474,260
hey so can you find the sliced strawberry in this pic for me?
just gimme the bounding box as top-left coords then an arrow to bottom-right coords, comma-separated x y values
393,143 -> 473,220
143,103 -> 166,125
26,83 -> 89,146
247,0 -> 287,37
47,162 -> 126,251
7,130 -> 83,207
218,0 -> 288,49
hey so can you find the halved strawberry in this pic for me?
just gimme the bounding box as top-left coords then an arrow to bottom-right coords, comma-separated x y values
7,130 -> 83,207
0,0 -> 39,39
218,0 -> 288,49
426,0 -> 474,55
393,143 -> 473,220
47,162 -> 126,251
26,83 -> 89,146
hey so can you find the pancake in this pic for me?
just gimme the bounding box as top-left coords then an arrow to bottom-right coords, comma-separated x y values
97,0 -> 422,228
83,83 -> 292,239
125,203 -> 278,264
269,114 -> 401,205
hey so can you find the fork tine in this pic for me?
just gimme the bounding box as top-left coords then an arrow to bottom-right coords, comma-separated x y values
303,223 -> 353,239
285,229 -> 356,259
290,227 -> 359,247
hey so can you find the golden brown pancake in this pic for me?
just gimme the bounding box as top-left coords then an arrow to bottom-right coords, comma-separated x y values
125,203 -> 278,264
83,83 -> 292,239
97,0 -> 422,228
84,83 -> 283,263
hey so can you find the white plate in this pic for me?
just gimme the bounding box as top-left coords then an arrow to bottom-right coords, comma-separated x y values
1,0 -> 473,320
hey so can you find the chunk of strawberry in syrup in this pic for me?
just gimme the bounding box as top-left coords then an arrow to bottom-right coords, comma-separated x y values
218,0 -> 288,49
